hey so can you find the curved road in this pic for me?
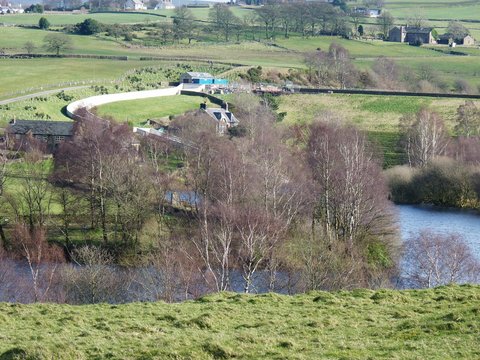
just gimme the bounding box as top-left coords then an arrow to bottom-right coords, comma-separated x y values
0,85 -> 90,106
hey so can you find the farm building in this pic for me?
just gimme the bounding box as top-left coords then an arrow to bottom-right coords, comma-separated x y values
352,7 -> 381,17
389,26 -> 435,44
154,0 -> 174,9
6,119 -> 73,152
437,34 -> 475,46
179,72 -> 228,86
124,0 -> 146,10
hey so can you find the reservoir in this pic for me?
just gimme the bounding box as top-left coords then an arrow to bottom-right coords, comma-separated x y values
397,204 -> 480,258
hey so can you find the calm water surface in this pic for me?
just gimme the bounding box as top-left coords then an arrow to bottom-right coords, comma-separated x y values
397,204 -> 480,257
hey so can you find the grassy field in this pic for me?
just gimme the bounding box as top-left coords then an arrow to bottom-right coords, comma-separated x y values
0,27 -> 136,56
96,95 -> 212,125
0,285 -> 478,359
275,36 -> 443,58
0,11 -> 169,25
0,8 -> 255,25
2,26 -> 479,99
382,0 -> 480,20
278,94 -> 479,166
0,58 -> 179,99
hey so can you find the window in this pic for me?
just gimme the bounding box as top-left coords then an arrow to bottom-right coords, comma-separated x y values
54,135 -> 64,143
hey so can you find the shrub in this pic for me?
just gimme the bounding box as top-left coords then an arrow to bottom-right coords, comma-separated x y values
38,17 -> 50,30
77,18 -> 103,35
384,165 -> 418,203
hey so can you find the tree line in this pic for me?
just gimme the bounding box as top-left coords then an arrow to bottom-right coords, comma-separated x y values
1,94 -> 479,303
0,94 -> 401,302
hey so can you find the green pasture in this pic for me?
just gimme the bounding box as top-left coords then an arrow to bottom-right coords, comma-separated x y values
0,7 -> 254,26
0,27 -> 137,56
0,58 -> 166,98
0,285 -> 479,359
366,0 -> 480,20
276,36 -> 443,58
0,11 -> 168,26
355,55 -> 480,90
96,94 -> 211,125
383,0 -> 480,20
278,93 -> 479,166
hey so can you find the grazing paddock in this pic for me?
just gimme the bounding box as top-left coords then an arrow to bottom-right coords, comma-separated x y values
278,93 -> 479,166
0,286 -> 478,359
96,94 -> 212,126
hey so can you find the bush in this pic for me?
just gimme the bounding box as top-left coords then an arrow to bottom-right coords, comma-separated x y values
387,159 -> 479,208
413,158 -> 478,208
77,18 -> 103,35
38,17 -> 50,30
385,165 -> 418,203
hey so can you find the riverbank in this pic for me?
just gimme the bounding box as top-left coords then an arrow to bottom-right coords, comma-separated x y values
1,285 -> 479,359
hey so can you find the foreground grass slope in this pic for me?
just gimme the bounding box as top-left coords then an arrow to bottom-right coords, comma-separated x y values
0,285 -> 479,359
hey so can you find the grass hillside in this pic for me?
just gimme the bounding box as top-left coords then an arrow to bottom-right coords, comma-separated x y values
96,95 -> 212,125
278,94 -> 479,166
0,285 -> 478,359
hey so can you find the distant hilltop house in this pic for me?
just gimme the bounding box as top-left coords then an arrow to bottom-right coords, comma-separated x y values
389,26 -> 435,45
0,4 -> 23,14
437,33 -> 475,46
353,7 -> 381,17
6,119 -> 73,152
124,0 -> 147,10
154,0 -> 174,10
200,102 -> 238,134
180,72 -> 228,86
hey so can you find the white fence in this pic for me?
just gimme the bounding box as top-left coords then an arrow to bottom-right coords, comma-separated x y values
66,84 -> 203,118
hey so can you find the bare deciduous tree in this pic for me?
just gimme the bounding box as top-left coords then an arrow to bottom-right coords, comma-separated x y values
63,246 -> 130,304
404,230 -> 480,288
307,120 -> 398,289
400,108 -> 449,167
12,224 -> 65,302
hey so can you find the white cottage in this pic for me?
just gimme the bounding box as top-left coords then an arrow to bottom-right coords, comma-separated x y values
125,0 -> 147,10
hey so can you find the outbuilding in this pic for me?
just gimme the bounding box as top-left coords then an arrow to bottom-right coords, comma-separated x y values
179,72 -> 228,86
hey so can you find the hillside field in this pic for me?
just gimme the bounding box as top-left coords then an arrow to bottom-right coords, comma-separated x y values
0,285 -> 478,359
96,94 -> 212,125
278,94 -> 480,166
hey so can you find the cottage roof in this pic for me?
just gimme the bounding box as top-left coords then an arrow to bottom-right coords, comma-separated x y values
131,0 -> 144,4
205,108 -> 238,125
8,120 -> 74,136
405,27 -> 433,34
183,72 -> 214,79
439,33 -> 473,40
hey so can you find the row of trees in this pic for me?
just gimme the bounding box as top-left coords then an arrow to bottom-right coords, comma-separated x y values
0,94 -> 402,302
302,46 -> 479,93
2,95 -> 479,303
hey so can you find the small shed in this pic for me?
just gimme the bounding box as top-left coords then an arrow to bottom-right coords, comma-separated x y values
179,72 -> 229,86
180,72 -> 214,85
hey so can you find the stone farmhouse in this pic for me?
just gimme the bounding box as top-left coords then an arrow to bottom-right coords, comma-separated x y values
6,119 -> 73,152
389,26 -> 435,45
200,102 -> 238,135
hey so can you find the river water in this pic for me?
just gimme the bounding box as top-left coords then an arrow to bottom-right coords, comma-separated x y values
397,204 -> 480,258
